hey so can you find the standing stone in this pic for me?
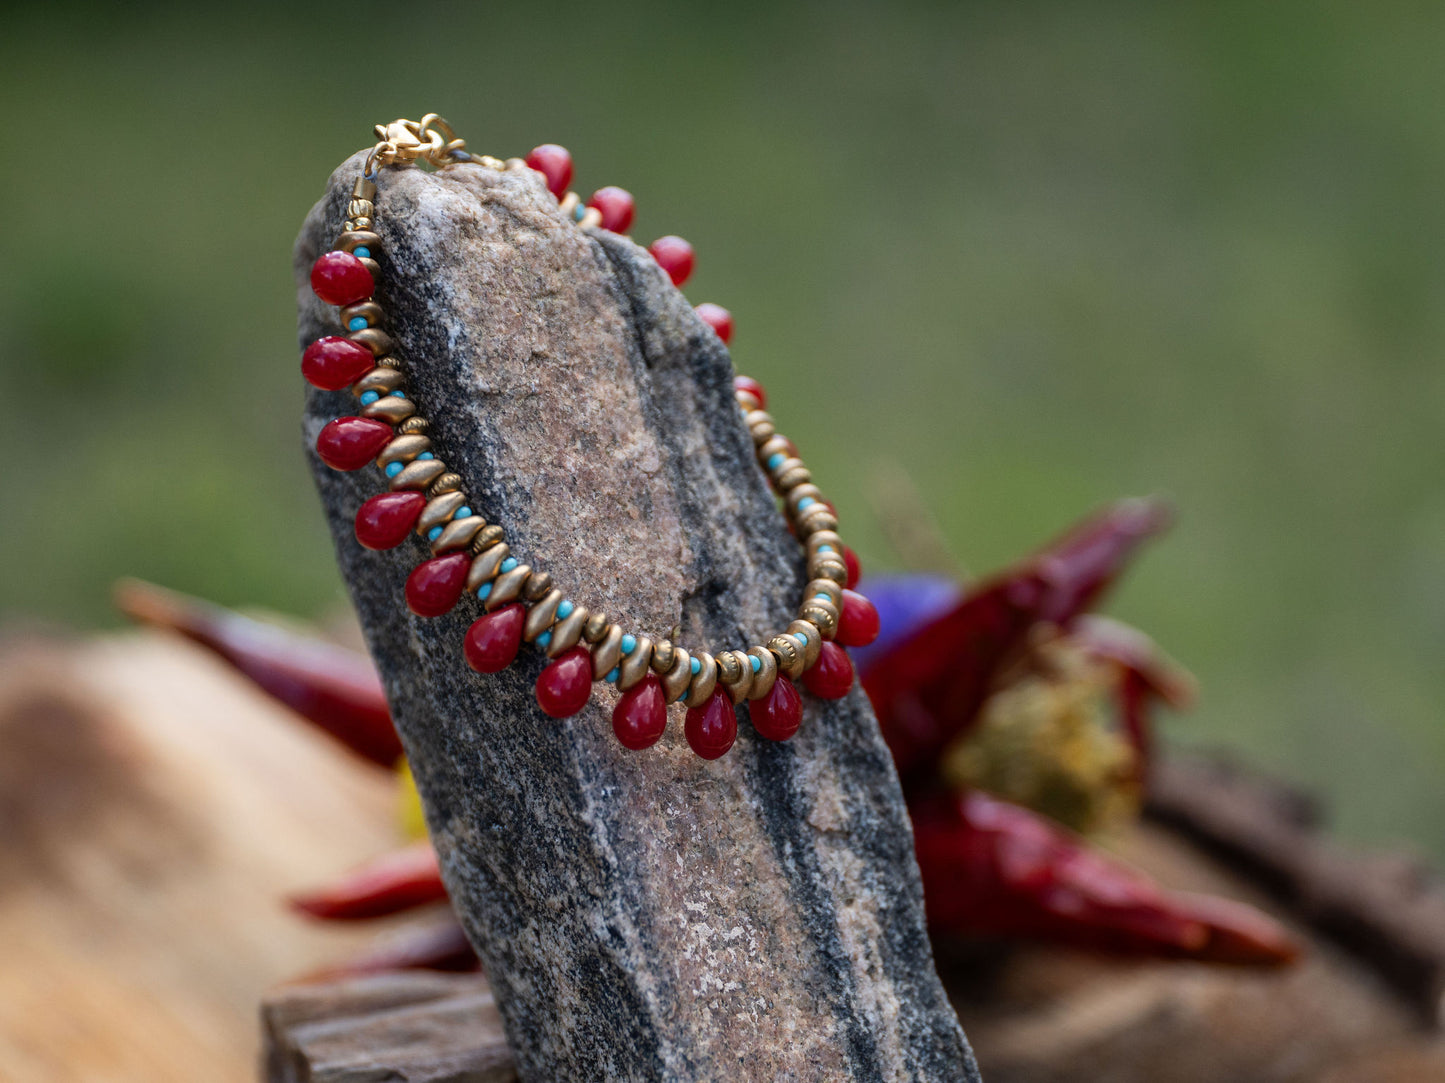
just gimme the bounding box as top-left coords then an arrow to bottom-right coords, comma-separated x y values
297,149 -> 978,1081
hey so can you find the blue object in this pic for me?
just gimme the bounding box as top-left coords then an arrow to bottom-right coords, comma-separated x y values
385,462 -> 403,478
797,497 -> 816,511
750,655 -> 761,673
767,453 -> 785,470
427,526 -> 443,542
455,507 -> 472,519
621,634 -> 637,655
477,582 -> 492,600
817,544 -> 835,553
359,390 -> 380,406
557,600 -> 575,619
417,452 -> 434,461
353,246 -> 371,258
605,667 -> 620,683
348,316 -> 367,331
537,631 -> 552,648
690,657 -> 701,675
390,390 -> 406,398
501,557 -> 518,573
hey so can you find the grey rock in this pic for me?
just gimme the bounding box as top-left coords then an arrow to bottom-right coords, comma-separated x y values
296,149 -> 979,1082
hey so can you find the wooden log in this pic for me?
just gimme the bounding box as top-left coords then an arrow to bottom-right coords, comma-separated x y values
297,150 -> 977,1080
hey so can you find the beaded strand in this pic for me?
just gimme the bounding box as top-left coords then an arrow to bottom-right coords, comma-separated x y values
305,122 -> 880,760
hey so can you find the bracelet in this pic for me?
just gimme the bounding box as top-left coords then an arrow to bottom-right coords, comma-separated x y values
304,116 -> 879,760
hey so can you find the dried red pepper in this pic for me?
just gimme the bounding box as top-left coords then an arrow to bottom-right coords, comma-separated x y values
291,843 -> 447,920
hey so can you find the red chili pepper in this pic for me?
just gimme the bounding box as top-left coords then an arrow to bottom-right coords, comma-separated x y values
297,916 -> 480,981
114,578 -> 402,767
861,498 -> 1172,786
290,843 -> 448,920
910,789 -> 1297,965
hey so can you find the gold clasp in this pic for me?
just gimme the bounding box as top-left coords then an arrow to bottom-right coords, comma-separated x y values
364,115 -> 468,178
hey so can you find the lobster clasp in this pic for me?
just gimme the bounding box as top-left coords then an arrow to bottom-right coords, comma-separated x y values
365,115 -> 467,178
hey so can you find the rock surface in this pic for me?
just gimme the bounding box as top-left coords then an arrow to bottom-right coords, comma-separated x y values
297,149 -> 977,1081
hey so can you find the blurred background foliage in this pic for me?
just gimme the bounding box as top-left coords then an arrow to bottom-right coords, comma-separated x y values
0,1 -> 1440,855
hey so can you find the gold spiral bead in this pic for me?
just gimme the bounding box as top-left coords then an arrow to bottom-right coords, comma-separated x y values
346,216 -> 374,231
651,640 -> 676,675
362,396 -> 417,424
349,327 -> 393,357
718,650 -> 752,704
617,635 -> 653,692
336,229 -> 381,254
353,368 -> 406,396
745,647 -> 778,700
523,590 -> 563,641
770,458 -> 810,491
798,506 -> 839,535
684,652 -> 718,708
432,516 -> 484,553
399,417 -> 429,435
787,620 -> 823,668
485,564 -> 531,611
660,648 -> 693,704
466,543 -> 510,592
747,411 -> 776,444
806,531 -> 843,559
799,599 -> 839,638
388,458 -> 446,491
757,435 -> 792,464
417,492 -> 467,535
767,634 -> 805,680
805,578 -> 843,608
809,555 -> 849,585
428,473 -> 464,497
591,625 -> 624,679
341,300 -> 385,329
471,525 -> 505,553
583,612 -> 610,644
547,605 -> 589,657
785,484 -> 825,516
346,198 -> 375,220
376,433 -> 431,467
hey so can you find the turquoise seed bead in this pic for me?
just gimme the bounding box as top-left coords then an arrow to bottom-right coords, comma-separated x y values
390,390 -> 406,398
817,544 -> 835,553
794,633 -> 808,647
385,462 -> 404,478
353,246 -> 371,258
621,634 -> 637,655
690,657 -> 701,675
476,582 -> 492,600
417,452 -> 434,460
455,507 -> 472,519
557,600 -> 574,619
501,557 -> 518,573
815,592 -> 832,601
606,667 -> 620,683
348,316 -> 367,331
797,497 -> 816,510
750,655 -> 761,673
767,453 -> 785,469
537,631 -> 552,648
359,390 -> 380,405
427,526 -> 443,542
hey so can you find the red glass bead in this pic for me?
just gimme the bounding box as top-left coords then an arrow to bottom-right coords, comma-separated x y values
536,646 -> 593,718
649,235 -> 695,287
587,186 -> 635,233
733,374 -> 766,406
464,604 -> 525,674
684,689 -> 737,759
526,144 -> 574,198
310,251 -> 374,306
803,641 -> 854,700
405,552 -> 472,618
355,491 -> 426,550
316,416 -> 393,471
697,304 -> 734,345
843,545 -> 862,590
302,336 -> 375,391
752,675 -> 802,742
612,674 -> 668,750
835,589 -> 881,648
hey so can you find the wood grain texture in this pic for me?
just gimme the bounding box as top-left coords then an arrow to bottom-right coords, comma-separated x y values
297,150 -> 977,1082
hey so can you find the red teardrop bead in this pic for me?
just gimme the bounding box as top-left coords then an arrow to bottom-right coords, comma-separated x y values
684,690 -> 737,759
311,250 -> 375,306
733,374 -> 767,407
536,646 -> 594,718
316,417 -> 393,471
464,604 -> 526,674
405,552 -> 472,618
835,589 -> 881,648
588,186 -> 635,233
752,675 -> 802,742
612,674 -> 668,750
355,491 -> 426,550
803,641 -> 854,700
526,144 -> 574,198
696,304 -> 734,345
843,545 -> 862,590
648,235 -> 695,287
302,336 -> 375,391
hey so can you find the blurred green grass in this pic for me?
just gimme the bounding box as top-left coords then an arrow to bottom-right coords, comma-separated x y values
1,1 -> 1441,856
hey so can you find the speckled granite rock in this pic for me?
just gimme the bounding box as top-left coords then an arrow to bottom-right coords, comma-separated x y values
296,149 -> 978,1082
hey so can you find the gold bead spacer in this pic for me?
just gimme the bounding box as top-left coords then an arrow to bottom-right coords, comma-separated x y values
745,647 -> 778,700
466,544 -> 510,592
617,635 -> 653,691
548,605 -> 589,658
388,457 -> 446,491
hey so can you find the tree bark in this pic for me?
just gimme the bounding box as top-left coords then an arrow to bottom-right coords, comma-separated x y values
296,150 -> 977,1081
